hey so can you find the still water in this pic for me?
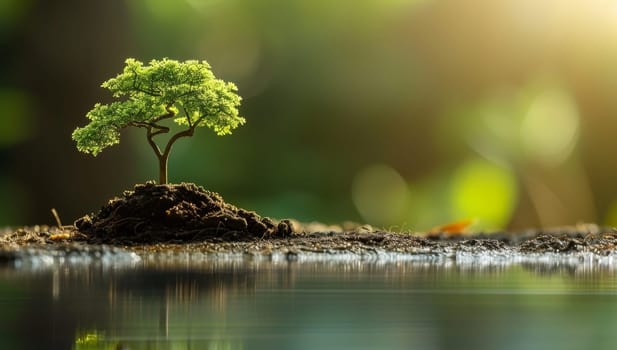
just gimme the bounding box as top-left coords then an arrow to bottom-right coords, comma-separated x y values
1,251 -> 617,350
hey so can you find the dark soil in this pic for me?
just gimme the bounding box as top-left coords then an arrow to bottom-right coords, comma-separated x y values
74,182 -> 294,244
3,224 -> 617,257
1,182 -> 617,256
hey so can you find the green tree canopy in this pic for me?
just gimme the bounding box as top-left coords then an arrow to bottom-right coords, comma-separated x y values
72,58 -> 245,183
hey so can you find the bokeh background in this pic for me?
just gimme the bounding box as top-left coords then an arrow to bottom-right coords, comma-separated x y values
2,0 -> 617,231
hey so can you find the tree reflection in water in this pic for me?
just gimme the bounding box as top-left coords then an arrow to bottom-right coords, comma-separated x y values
1,254 -> 617,349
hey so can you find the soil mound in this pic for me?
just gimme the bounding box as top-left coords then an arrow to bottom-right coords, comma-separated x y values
75,182 -> 294,244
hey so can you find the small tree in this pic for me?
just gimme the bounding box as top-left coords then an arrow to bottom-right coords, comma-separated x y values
72,58 -> 245,184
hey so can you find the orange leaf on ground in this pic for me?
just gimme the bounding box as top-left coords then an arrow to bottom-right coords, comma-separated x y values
428,218 -> 476,237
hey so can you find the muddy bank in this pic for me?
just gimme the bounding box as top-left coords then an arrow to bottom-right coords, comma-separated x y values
1,182 -> 616,256
2,224 -> 617,257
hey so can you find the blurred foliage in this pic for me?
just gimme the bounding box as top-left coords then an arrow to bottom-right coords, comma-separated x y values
2,0 -> 617,230
0,0 -> 31,34
74,331 -> 104,348
0,88 -> 33,147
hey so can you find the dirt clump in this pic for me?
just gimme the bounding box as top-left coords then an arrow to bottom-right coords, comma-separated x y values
519,232 -> 617,254
75,182 -> 294,244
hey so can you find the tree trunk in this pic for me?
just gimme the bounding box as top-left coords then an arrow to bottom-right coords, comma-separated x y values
148,126 -> 195,184
158,155 -> 168,184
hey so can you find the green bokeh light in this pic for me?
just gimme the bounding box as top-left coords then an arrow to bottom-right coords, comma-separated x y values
352,163 -> 411,227
450,159 -> 518,230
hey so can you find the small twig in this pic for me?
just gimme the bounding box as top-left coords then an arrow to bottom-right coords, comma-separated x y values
51,208 -> 63,228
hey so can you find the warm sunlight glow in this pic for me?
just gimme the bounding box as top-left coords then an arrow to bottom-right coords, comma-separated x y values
520,85 -> 579,166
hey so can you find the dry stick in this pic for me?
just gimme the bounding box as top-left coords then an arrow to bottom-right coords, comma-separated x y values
51,208 -> 62,228
50,208 -> 76,231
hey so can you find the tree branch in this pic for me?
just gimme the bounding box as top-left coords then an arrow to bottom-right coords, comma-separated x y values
161,127 -> 195,161
128,121 -> 169,136
191,115 -> 206,130
150,126 -> 170,137
180,105 -> 193,128
146,127 -> 163,159
173,90 -> 200,101
130,67 -> 162,96
187,106 -> 228,130
127,121 -> 154,128
151,103 -> 177,123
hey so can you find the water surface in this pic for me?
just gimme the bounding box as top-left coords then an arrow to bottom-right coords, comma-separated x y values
1,252 -> 617,349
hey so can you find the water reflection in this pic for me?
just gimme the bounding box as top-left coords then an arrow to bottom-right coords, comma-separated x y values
1,254 -> 617,349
